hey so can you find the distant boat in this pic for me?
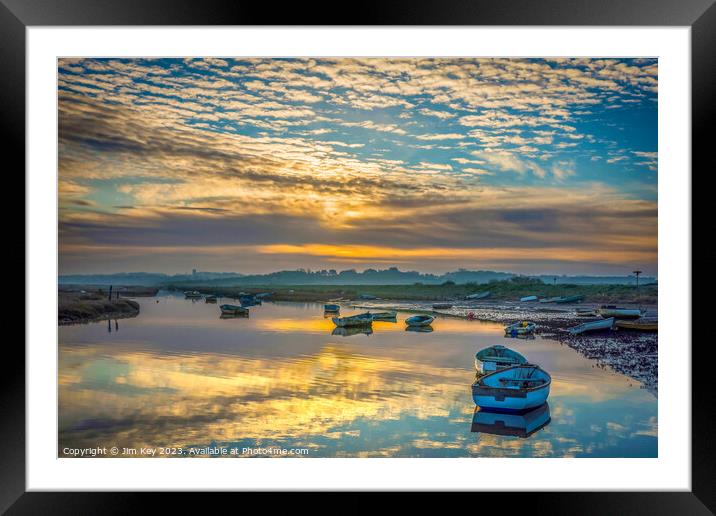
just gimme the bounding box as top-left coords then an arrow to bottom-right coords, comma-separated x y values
504,321 -> 536,336
432,303 -> 453,310
332,326 -> 373,337
615,320 -> 658,332
184,290 -> 202,298
597,305 -> 644,319
576,307 -> 597,317
332,313 -> 373,327
472,365 -> 551,412
368,311 -> 397,321
359,294 -> 377,300
405,314 -> 435,326
471,403 -> 551,438
255,292 -> 272,299
220,304 -> 248,316
324,303 -> 340,312
554,295 -> 584,304
539,297 -> 561,303
475,345 -> 528,374
405,325 -> 433,333
205,295 -> 217,303
466,291 -> 490,300
568,317 -> 614,335
240,295 -> 261,307
520,295 -> 538,302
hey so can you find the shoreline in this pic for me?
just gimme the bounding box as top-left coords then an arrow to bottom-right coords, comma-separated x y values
58,291 -> 141,325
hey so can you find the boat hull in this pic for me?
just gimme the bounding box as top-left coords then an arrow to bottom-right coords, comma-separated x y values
405,315 -> 435,326
220,304 -> 248,315
568,317 -> 614,335
472,382 -> 550,412
504,322 -> 536,336
332,314 -> 373,327
369,311 -> 397,321
615,320 -> 658,331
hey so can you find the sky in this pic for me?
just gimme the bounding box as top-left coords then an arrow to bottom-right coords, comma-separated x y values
58,58 -> 658,276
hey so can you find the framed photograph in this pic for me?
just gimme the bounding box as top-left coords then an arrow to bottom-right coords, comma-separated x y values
7,0 -> 710,509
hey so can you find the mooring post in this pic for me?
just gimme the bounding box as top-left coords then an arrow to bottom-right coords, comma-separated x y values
108,285 -> 113,301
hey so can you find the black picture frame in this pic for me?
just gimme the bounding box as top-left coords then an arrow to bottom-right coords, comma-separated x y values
5,0 -> 710,511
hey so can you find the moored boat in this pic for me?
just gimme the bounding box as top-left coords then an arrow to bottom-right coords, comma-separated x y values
220,304 -> 248,316
576,307 -> 597,317
554,295 -> 584,304
504,321 -> 536,336
475,345 -> 528,374
332,313 -> 373,327
520,295 -> 538,302
472,364 -> 551,412
615,320 -> 658,332
184,290 -> 202,298
205,295 -> 217,303
471,402 -> 551,438
539,296 -> 561,303
368,311 -> 397,321
466,291 -> 490,300
597,305 -> 644,319
432,303 -> 453,310
405,314 -> 435,326
324,303 -> 340,312
568,317 -> 614,335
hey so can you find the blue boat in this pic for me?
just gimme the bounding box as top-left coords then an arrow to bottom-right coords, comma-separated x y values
475,345 -> 528,374
405,314 -> 434,326
472,364 -> 551,412
504,321 -> 536,336
466,291 -> 491,300
324,303 -> 340,312
471,403 -> 551,438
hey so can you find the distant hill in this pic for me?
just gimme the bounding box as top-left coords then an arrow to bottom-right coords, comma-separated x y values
60,267 -> 656,286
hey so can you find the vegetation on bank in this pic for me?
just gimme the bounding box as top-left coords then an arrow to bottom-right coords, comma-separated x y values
58,291 -> 141,324
165,277 -> 657,304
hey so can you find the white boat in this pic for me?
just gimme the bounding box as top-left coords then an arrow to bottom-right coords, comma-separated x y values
576,307 -> 597,317
504,321 -> 536,336
471,403 -> 551,438
184,290 -> 202,298
474,345 -> 528,374
405,314 -> 434,326
466,291 -> 490,300
472,364 -> 551,412
332,313 -> 373,327
568,317 -> 614,335
520,295 -> 538,302
597,306 -> 645,319
220,304 -> 248,315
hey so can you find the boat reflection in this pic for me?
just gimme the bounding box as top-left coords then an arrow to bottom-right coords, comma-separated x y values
219,313 -> 249,320
332,326 -> 373,337
471,402 -> 551,438
503,333 -> 536,340
405,325 -> 433,333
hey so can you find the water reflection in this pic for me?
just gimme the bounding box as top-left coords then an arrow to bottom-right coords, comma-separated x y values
58,295 -> 657,458
332,326 -> 373,337
405,325 -> 434,333
471,403 -> 551,439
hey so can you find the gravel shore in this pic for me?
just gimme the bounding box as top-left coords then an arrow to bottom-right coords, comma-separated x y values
353,300 -> 658,396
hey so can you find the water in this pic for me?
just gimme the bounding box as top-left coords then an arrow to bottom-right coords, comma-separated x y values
58,293 -> 657,458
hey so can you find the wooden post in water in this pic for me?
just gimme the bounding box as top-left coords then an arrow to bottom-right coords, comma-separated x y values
108,285 -> 113,301
633,270 -> 642,290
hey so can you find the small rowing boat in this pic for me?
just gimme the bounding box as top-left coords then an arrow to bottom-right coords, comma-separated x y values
184,290 -> 202,298
504,321 -> 536,336
472,365 -> 551,412
475,345 -> 528,374
220,304 -> 248,316
324,303 -> 340,312
368,311 -> 397,321
332,313 -> 373,327
405,314 -> 435,326
568,317 -> 614,335
554,295 -> 584,304
466,291 -> 490,300
615,320 -> 658,332
520,295 -> 538,302
539,297 -> 561,303
576,307 -> 597,317
597,305 -> 645,319
432,303 -> 453,310
205,295 -> 217,303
